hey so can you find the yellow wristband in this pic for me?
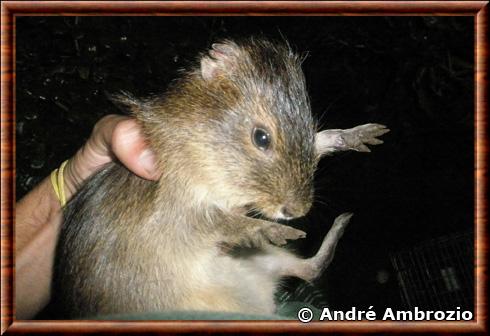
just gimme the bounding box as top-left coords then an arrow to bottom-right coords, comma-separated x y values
50,160 -> 69,207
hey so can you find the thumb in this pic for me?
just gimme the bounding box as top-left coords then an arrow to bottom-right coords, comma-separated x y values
111,119 -> 161,180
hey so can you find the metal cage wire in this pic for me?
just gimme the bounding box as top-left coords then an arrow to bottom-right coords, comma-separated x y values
390,231 -> 474,312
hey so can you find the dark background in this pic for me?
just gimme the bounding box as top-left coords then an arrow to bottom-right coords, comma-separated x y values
16,16 -> 474,317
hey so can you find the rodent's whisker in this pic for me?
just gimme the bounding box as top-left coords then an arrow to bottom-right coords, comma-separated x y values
316,94 -> 344,131
313,196 -> 328,207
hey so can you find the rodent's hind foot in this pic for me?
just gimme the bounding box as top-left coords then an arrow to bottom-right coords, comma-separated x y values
342,124 -> 390,152
297,212 -> 352,282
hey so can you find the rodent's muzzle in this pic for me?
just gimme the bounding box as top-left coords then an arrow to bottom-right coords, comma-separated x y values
277,200 -> 311,220
241,198 -> 312,221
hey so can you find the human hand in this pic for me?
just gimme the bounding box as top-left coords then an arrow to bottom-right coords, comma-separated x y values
16,114 -> 159,319
63,115 -> 160,201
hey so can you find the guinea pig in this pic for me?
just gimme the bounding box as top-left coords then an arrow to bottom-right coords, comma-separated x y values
54,37 -> 389,318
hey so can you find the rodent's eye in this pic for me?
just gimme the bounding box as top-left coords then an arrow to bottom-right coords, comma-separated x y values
252,127 -> 271,150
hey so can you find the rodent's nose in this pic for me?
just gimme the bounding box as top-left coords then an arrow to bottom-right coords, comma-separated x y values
281,206 -> 295,219
280,204 -> 307,219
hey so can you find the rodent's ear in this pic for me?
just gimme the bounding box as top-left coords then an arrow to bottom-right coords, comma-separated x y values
201,41 -> 240,81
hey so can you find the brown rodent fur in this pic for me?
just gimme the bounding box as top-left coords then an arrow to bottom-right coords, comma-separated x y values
54,37 -> 389,318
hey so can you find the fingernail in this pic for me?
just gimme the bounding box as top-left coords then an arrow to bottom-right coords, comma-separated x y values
138,149 -> 157,177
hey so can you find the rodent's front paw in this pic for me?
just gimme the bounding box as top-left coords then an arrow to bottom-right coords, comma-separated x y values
224,227 -> 270,249
342,123 -> 390,152
261,223 -> 307,246
222,221 -> 306,249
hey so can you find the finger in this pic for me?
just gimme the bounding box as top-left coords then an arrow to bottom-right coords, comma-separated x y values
111,119 -> 161,180
63,115 -> 129,197
89,114 -> 131,160
73,115 -> 130,180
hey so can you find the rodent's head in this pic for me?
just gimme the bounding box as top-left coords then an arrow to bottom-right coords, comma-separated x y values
131,38 -> 329,220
